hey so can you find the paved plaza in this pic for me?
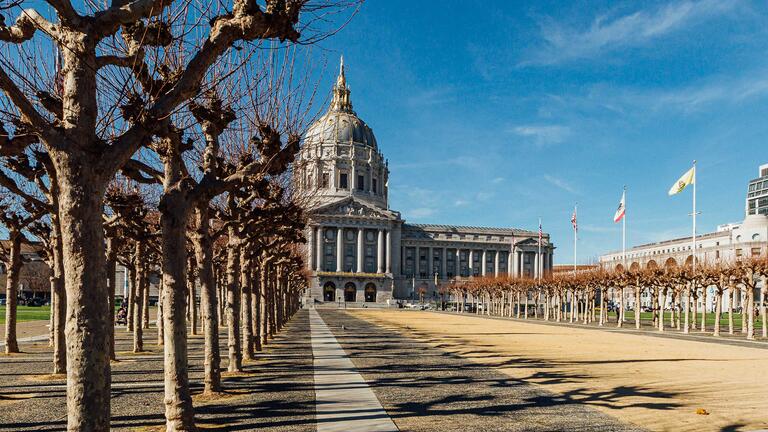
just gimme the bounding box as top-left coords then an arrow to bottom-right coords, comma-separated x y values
4,309 -> 768,431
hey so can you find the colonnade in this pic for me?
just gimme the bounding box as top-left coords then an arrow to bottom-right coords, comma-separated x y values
405,246 -> 554,280
307,225 -> 391,274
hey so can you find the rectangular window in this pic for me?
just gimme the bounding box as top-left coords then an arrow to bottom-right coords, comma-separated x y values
339,173 -> 348,189
357,175 -> 365,190
403,247 -> 415,276
736,248 -> 743,257
372,178 -> 378,193
751,247 -> 761,256
322,172 -> 330,188
446,249 -> 456,278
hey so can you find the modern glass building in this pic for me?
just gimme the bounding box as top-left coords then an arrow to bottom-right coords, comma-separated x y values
746,163 -> 768,216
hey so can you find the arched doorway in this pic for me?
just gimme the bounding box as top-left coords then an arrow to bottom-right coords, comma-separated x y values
664,257 -> 677,269
630,262 -> 640,272
323,282 -> 336,302
615,264 -> 625,272
364,283 -> 377,302
647,260 -> 658,270
344,282 -> 356,302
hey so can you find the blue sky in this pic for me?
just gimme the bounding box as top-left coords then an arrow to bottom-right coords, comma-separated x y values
308,0 -> 768,264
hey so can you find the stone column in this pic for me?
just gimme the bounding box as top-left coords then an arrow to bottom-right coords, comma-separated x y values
481,250 -> 487,276
534,252 -> 539,279
494,250 -> 499,277
307,227 -> 315,271
377,229 -> 384,273
468,250 -> 474,275
428,246 -> 433,277
386,230 -> 392,274
316,226 -> 323,271
336,227 -> 343,272
415,246 -> 420,277
455,249 -> 460,276
509,249 -> 516,276
441,248 -> 447,279
356,227 -> 364,273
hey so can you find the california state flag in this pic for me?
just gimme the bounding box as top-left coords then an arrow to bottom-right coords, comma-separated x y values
668,166 -> 695,196
613,191 -> 625,223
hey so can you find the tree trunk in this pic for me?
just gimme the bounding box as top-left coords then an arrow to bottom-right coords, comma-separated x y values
157,279 -> 164,346
683,283 -> 691,334
714,289 -> 722,337
143,272 -> 150,330
225,226 -> 242,372
4,231 -> 21,353
254,263 -> 264,352
133,243 -> 145,353
194,207 -> 221,394
160,195 -> 195,431
746,276 -> 755,340
106,237 -> 117,361
700,286 -> 708,333
127,264 -> 135,333
188,255 -> 197,336
635,285 -> 641,329
57,169 -> 111,431
658,288 -> 666,332
240,248 -> 254,361
761,277 -> 767,339
51,220 -> 67,372
729,284 -> 735,335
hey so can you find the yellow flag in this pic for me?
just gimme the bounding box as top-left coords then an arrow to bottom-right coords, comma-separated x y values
668,166 -> 695,196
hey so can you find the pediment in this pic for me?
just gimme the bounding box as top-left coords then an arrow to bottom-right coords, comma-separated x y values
515,237 -> 547,247
312,197 -> 399,220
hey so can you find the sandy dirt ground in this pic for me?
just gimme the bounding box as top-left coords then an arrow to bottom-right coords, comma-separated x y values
349,310 -> 768,432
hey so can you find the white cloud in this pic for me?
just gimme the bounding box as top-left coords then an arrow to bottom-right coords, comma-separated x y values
408,207 -> 436,218
405,87 -> 456,107
524,0 -> 741,65
512,125 -> 570,147
543,174 -> 577,194
454,199 -> 469,207
492,177 -> 505,184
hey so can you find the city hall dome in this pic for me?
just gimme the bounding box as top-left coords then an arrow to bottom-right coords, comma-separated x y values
304,57 -> 377,149
296,57 -> 390,210
305,110 -> 378,149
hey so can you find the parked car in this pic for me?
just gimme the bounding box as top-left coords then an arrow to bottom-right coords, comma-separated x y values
26,298 -> 46,307
0,298 -> 6,306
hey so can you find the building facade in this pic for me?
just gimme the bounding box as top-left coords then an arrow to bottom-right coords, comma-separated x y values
747,163 -> 768,216
295,59 -> 554,306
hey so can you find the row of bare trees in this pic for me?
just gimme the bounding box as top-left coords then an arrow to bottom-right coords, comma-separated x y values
450,257 -> 768,340
0,0 -> 357,430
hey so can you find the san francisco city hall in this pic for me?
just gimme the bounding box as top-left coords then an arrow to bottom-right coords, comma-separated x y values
296,60 -> 554,306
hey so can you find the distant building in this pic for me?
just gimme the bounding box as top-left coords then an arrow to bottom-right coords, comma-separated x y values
552,264 -> 599,274
747,163 -> 768,216
0,241 -> 51,300
295,59 -> 555,306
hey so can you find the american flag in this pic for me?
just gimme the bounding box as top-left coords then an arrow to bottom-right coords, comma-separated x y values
571,208 -> 578,233
538,221 -> 542,245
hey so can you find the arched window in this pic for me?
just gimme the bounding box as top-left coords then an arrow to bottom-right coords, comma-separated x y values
323,282 -> 336,302
344,282 -> 356,302
364,283 -> 377,302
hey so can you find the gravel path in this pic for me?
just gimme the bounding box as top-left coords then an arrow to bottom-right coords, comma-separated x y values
319,310 -> 644,432
0,311 -> 314,431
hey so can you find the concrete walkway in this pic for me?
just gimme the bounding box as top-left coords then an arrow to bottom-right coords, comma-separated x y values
310,309 -> 398,432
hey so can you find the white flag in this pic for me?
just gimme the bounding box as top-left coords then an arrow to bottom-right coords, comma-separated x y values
613,191 -> 625,223
668,166 -> 695,196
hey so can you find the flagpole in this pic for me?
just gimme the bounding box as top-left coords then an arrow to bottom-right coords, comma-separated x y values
622,186 -> 626,268
538,217 -> 542,281
573,204 -> 577,274
692,160 -> 697,275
